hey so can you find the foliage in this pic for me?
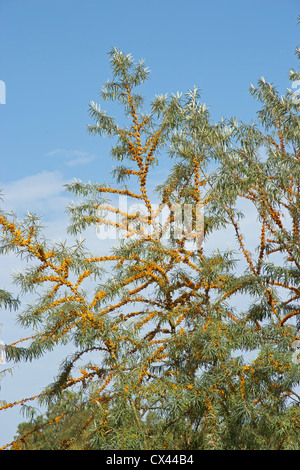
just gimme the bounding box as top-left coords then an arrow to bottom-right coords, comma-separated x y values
0,287 -> 19,405
1,40 -> 300,450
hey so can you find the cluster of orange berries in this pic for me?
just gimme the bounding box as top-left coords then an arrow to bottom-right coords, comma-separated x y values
275,122 -> 286,152
0,393 -> 42,412
135,311 -> 157,330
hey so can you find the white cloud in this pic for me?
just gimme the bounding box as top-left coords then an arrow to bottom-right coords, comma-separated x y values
65,155 -> 96,167
0,170 -> 69,213
46,148 -> 96,167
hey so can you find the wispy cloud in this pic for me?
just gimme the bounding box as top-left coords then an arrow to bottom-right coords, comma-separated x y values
0,170 -> 71,218
0,170 -> 115,250
47,148 -> 96,167
1,171 -> 65,204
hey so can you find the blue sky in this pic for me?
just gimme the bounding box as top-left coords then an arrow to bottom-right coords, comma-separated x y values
0,0 -> 299,446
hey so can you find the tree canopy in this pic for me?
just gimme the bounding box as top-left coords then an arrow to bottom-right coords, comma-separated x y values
1,41 -> 300,450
